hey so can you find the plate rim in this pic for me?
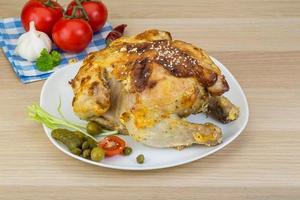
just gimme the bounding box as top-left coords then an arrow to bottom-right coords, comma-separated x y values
40,57 -> 249,170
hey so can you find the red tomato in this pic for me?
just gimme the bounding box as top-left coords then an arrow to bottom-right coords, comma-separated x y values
52,18 -> 93,53
21,0 -> 63,36
66,0 -> 108,32
99,136 -> 126,157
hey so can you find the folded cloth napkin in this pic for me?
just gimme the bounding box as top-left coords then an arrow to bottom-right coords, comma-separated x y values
0,17 -> 112,83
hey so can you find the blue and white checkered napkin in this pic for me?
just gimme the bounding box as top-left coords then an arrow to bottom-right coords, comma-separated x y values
0,18 -> 112,83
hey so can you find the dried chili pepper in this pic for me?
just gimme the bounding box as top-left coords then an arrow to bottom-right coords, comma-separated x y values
105,24 -> 127,45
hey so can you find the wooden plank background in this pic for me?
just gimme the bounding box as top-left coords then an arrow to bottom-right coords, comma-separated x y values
0,0 -> 300,199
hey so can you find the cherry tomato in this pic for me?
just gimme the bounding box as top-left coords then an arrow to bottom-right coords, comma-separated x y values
21,0 -> 63,36
52,18 -> 93,53
66,0 -> 108,32
99,136 -> 126,157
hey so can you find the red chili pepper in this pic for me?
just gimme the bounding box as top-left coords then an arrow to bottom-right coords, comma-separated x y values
105,24 -> 127,45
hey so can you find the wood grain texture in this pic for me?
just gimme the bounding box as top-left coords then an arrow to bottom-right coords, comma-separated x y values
0,0 -> 300,199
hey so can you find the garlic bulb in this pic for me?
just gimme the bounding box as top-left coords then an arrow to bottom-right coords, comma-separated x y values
15,21 -> 52,61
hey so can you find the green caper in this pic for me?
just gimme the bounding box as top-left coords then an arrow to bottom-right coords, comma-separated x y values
70,147 -> 82,156
123,147 -> 132,156
91,147 -> 105,161
82,149 -> 91,158
86,137 -> 97,148
81,141 -> 90,150
136,154 -> 144,164
86,121 -> 102,136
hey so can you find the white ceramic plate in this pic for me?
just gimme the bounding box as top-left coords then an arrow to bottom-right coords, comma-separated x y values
40,57 -> 249,170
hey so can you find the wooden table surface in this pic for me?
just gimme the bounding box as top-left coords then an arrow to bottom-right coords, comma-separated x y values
1,0 -> 300,199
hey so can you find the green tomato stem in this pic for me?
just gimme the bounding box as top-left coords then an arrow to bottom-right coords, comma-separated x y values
74,0 -> 89,20
43,0 -> 55,8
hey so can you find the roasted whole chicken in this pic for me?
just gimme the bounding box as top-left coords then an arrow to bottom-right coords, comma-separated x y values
70,30 -> 239,148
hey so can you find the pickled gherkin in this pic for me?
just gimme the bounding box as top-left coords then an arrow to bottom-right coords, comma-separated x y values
73,131 -> 86,140
52,129 -> 83,149
51,128 -> 109,163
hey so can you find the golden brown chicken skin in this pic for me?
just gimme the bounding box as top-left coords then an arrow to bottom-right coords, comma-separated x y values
70,30 -> 239,148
